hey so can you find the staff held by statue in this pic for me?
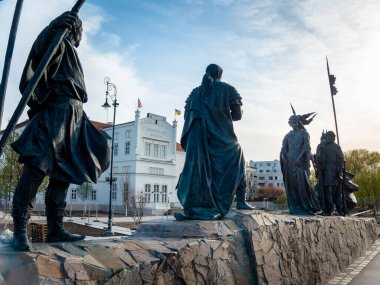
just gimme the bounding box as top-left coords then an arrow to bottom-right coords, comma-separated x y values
0,0 -> 86,155
326,56 -> 347,215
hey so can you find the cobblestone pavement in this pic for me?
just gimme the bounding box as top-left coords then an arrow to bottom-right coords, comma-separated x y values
327,239 -> 380,285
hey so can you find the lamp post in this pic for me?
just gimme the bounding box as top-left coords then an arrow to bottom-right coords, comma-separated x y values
101,77 -> 118,235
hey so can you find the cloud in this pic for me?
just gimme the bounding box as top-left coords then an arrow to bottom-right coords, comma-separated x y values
1,0 -> 379,162
0,0 -> 148,127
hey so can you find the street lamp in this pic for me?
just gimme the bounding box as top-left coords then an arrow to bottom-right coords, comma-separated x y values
102,77 -> 118,235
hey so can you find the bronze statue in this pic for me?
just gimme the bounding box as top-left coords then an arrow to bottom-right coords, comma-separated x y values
175,64 -> 254,221
280,114 -> 319,215
10,11 -> 110,251
315,131 -> 344,215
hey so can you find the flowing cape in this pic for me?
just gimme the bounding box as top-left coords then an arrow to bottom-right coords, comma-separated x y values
177,81 -> 245,219
12,24 -> 110,184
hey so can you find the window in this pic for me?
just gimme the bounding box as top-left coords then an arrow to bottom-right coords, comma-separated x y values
161,145 -> 167,158
123,183 -> 129,202
123,166 -> 130,173
259,170 -> 263,173
258,183 -> 265,186
266,170 -> 270,172
91,189 -> 97,201
153,144 -> 159,157
125,141 -> 131,155
125,130 -> 131,138
149,167 -> 164,175
112,166 -> 119,174
277,183 -> 280,187
161,185 -> 168,203
113,143 -> 119,156
269,176 -> 273,180
114,132 -> 119,140
111,183 -> 117,200
268,183 -> 273,187
267,163 -> 271,166
259,177 -> 265,180
153,184 -> 159,202
275,176 -> 278,180
145,143 -> 151,156
145,184 -> 151,203
71,189 -> 77,200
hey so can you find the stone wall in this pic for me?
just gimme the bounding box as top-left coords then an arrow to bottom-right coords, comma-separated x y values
0,211 -> 377,285
228,211 -> 377,284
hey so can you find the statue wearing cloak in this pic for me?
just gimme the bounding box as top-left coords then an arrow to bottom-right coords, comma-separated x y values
280,114 -> 319,215
12,17 -> 109,184
176,64 -> 251,221
10,12 -> 109,251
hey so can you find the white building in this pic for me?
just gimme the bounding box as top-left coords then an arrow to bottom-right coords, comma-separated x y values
245,165 -> 257,200
67,111 -> 183,215
3,111 -> 185,215
248,160 -> 284,189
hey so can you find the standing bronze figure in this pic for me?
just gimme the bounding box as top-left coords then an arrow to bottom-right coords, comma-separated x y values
10,11 -> 110,251
280,114 -> 319,215
315,131 -> 344,215
175,64 -> 254,221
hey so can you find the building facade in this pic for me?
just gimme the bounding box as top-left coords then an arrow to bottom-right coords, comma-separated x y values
66,111 -> 183,214
4,112 -> 185,215
248,159 -> 284,189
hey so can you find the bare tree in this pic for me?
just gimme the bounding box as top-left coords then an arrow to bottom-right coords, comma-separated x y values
76,182 -> 94,219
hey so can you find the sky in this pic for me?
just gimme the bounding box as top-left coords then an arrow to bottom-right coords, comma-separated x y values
1,0 -> 380,161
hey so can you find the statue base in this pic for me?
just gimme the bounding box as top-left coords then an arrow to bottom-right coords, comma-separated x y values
0,211 -> 377,284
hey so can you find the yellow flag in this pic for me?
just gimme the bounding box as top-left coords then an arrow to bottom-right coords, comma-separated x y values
175,109 -> 181,116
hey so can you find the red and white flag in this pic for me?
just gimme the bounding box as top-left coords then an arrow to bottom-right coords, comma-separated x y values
137,98 -> 142,108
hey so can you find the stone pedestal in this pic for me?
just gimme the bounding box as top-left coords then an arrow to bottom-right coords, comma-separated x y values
0,211 -> 377,284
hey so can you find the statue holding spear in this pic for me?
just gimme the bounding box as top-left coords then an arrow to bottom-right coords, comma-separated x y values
4,0 -> 110,252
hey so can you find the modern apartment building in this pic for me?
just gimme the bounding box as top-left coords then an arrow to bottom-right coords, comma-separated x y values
248,159 -> 284,189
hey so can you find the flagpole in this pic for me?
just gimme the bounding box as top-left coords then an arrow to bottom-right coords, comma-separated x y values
326,56 -> 340,146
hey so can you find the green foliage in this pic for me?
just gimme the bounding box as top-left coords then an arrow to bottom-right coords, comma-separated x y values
76,182 -> 94,201
0,131 -> 49,200
352,168 -> 380,207
344,149 -> 380,207
309,170 -> 317,188
274,194 -> 288,209
345,149 -> 380,174
0,132 -> 23,199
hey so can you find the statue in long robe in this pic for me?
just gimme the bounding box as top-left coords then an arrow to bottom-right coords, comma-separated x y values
175,64 -> 254,221
280,115 -> 319,215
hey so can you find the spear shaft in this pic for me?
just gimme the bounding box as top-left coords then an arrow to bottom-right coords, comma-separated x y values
0,0 -> 24,130
326,56 -> 348,215
326,56 -> 340,146
0,0 -> 86,155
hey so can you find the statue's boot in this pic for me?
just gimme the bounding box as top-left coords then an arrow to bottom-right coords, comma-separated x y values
236,189 -> 256,210
11,210 -> 31,251
45,179 -> 85,243
46,209 -> 85,242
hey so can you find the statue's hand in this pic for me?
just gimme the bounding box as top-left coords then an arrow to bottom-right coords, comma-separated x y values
50,11 -> 78,32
